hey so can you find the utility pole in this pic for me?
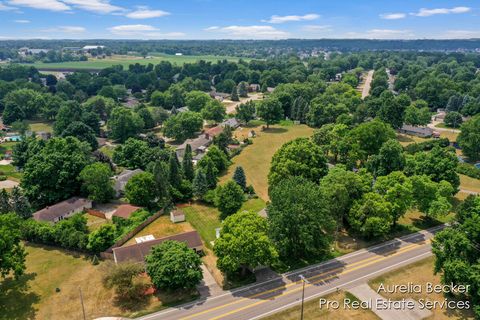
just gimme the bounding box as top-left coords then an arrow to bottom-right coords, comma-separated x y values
299,275 -> 310,320
79,287 -> 86,320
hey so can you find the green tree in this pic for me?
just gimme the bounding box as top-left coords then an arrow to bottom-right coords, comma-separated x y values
232,166 -> 246,190
367,139 -> 405,176
137,107 -> 155,129
201,100 -> 226,123
444,111 -> 463,128
269,137 -> 328,187
108,107 -> 144,143
0,213 -> 26,279
61,121 -> 98,150
2,88 -> 40,124
348,192 -> 393,238
200,145 -> 229,173
54,100 -> 82,135
404,104 -> 431,127
349,119 -> 396,161
235,100 -> 256,124
199,157 -> 218,189
10,186 -> 32,219
21,137 -> 91,208
112,138 -> 152,170
125,172 -> 157,208
256,97 -> 283,128
87,224 -> 116,253
145,240 -> 202,290
163,111 -> 203,141
148,161 -> 171,207
182,144 -> 195,182
238,82 -> 248,98
458,115 -> 480,161
215,180 -> 244,219
231,86 -> 239,102
192,169 -> 208,200
185,90 -> 211,112
214,211 -> 278,276
268,176 -> 335,260
410,175 -> 453,218
168,152 -> 182,190
0,189 -> 11,214
79,162 -> 115,203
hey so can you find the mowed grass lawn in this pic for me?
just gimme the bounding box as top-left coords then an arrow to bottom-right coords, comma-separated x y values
0,243 -> 195,320
459,174 -> 480,193
369,257 -> 475,319
27,120 -> 54,133
221,123 -> 314,201
26,53 -> 245,70
262,291 -> 379,320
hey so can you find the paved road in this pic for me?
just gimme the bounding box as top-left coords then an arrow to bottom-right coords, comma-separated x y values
138,226 -> 443,320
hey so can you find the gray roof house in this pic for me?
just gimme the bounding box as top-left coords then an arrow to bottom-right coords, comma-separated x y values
398,125 -> 435,138
175,134 -> 212,161
33,197 -> 92,224
112,169 -> 144,197
221,118 -> 240,129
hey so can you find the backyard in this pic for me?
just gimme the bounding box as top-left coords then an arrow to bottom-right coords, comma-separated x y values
220,122 -> 315,201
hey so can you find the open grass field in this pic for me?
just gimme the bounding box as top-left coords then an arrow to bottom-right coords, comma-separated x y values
221,123 -> 315,201
369,257 -> 475,320
459,174 -> 480,193
262,291 -> 379,320
123,215 -> 194,246
396,133 -> 429,147
27,120 -> 54,133
0,243 -> 196,320
26,53 -> 246,71
0,164 -> 23,181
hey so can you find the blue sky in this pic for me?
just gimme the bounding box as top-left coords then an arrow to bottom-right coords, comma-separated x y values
1,0 -> 479,39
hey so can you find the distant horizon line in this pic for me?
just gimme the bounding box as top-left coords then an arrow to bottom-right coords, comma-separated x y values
1,38 -> 480,41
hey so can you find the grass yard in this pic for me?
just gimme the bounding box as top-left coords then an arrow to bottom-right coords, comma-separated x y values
369,257 -> 475,319
182,203 -> 222,247
396,133 -> 428,147
262,291 -> 379,320
0,164 -> 23,181
438,130 -> 459,142
85,214 -> 108,232
459,174 -> 480,193
221,123 -> 314,201
123,215 -> 194,246
26,54 -> 245,71
27,120 -> 54,133
0,243 -> 196,320
0,141 -> 17,158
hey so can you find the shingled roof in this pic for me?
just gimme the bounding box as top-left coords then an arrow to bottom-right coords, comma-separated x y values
112,204 -> 141,219
33,197 -> 91,222
113,231 -> 203,264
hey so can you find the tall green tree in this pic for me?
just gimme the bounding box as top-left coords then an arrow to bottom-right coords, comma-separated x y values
192,169 -> 208,200
10,186 -> 32,219
256,97 -> 283,128
0,189 -> 11,214
145,240 -> 203,290
87,224 -> 116,253
458,115 -> 480,161
125,172 -> 157,208
268,176 -> 335,260
367,139 -> 405,177
108,107 -> 144,143
348,192 -> 393,238
61,121 -> 98,150
214,211 -> 278,276
269,137 -> 328,187
182,144 -> 194,182
163,111 -> 203,141
232,166 -> 247,191
215,180 -> 244,219
168,152 -> 182,190
201,100 -> 226,123
0,213 -> 26,279
79,162 -> 115,203
235,101 -> 256,124
149,161 -> 171,207
231,86 -> 239,101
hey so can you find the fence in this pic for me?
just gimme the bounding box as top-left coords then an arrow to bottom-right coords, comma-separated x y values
87,209 -> 106,219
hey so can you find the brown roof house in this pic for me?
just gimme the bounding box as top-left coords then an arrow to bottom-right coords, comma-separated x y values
113,231 -> 203,264
33,197 -> 92,224
112,204 -> 141,220
112,169 -> 144,197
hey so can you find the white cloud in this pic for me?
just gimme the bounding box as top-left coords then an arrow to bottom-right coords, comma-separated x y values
62,0 -> 124,14
108,24 -> 184,38
0,2 -> 16,10
346,29 -> 415,39
14,19 -> 30,23
41,25 -> 86,33
204,26 -> 219,31
125,7 -> 170,19
442,30 -> 480,39
262,13 -> 319,24
412,6 -> 471,17
9,0 -> 70,11
206,25 -> 289,39
380,13 -> 406,20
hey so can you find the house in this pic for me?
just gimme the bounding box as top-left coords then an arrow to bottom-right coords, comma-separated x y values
398,125 -> 435,138
210,91 -> 230,102
112,169 -> 144,197
221,118 -> 240,129
82,45 -> 105,51
112,231 -> 203,264
248,84 -> 260,92
175,134 -> 212,161
33,197 -> 92,224
112,204 -> 141,220
170,209 -> 185,223
175,53 -> 183,56
205,125 -> 224,138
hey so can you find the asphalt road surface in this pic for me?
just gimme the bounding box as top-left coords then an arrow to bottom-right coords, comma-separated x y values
138,226 -> 443,320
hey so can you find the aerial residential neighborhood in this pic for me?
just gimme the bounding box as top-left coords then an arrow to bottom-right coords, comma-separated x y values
1,1 -> 480,320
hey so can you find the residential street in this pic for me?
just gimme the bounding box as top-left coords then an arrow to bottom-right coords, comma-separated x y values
138,226 -> 443,320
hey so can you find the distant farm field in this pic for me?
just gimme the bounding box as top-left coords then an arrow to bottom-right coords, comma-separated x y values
23,53 -> 246,71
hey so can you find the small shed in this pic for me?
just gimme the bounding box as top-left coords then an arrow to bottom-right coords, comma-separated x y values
170,209 -> 185,223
